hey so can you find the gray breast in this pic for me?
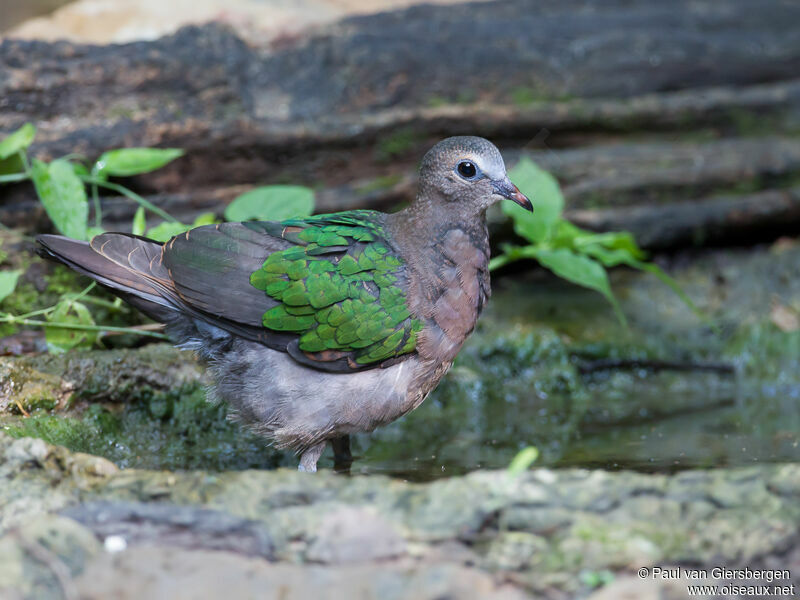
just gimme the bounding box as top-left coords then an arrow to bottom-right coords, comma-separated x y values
207,337 -> 419,451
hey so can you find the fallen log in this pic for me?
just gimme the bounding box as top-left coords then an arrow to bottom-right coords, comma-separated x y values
2,0 -> 800,249
567,186 -> 800,249
1,0 -> 799,191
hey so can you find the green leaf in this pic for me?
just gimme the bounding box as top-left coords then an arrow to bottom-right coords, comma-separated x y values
224,186 -> 315,222
586,231 -> 646,259
71,162 -> 90,178
580,244 -> 637,268
507,446 -> 539,475
145,221 -> 191,242
503,157 -> 564,243
535,248 -> 627,326
192,212 -> 217,227
580,570 -> 616,589
132,206 -> 146,236
94,148 -> 184,178
45,299 -> 97,353
0,269 -> 22,304
0,123 -> 36,160
86,226 -> 106,239
31,159 -> 89,240
0,154 -> 25,177
144,211 -> 215,242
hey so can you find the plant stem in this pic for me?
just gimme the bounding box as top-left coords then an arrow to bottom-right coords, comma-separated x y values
0,173 -> 29,184
78,295 -> 129,311
80,176 -> 179,223
0,315 -> 170,339
98,323 -> 164,337
7,306 -> 58,320
19,149 -> 31,173
63,282 -> 96,303
89,165 -> 103,228
92,183 -> 102,228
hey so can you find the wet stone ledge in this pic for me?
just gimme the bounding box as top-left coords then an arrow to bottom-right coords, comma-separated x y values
1,432 -> 799,599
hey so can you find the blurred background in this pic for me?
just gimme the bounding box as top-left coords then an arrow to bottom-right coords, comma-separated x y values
2,2 -> 800,598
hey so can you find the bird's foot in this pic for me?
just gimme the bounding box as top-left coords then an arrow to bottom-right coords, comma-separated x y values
331,435 -> 353,474
297,442 -> 326,473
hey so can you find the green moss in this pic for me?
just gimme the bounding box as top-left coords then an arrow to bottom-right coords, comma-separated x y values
106,104 -> 135,120
455,89 -> 477,104
3,387 -> 290,471
376,128 -> 421,161
426,95 -> 448,108
509,85 -> 573,106
724,321 -> 800,379
356,174 -> 402,195
511,87 -> 538,106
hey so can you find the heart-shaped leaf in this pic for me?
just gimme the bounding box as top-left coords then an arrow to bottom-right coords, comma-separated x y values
225,186 -> 315,222
31,159 -> 89,240
503,157 -> 564,244
0,269 -> 22,304
45,299 -> 97,353
0,123 -> 36,160
94,148 -> 184,178
132,206 -> 146,236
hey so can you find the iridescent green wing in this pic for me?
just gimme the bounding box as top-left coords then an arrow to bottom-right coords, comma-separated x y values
248,210 -> 422,370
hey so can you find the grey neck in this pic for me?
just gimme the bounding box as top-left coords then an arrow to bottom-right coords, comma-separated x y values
385,194 -> 489,253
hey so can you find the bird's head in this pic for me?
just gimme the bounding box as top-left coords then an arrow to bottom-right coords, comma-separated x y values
417,136 -> 532,215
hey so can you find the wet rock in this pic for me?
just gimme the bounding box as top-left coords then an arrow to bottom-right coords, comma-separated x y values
2,433 -> 800,598
0,515 -> 100,600
484,531 -> 549,571
0,344 -> 204,412
305,506 -> 406,564
73,547 -> 530,600
587,575 -> 690,600
60,501 -> 277,559
0,434 -> 117,531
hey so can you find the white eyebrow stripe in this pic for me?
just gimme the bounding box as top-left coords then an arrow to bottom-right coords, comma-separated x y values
483,162 -> 506,181
462,156 -> 504,181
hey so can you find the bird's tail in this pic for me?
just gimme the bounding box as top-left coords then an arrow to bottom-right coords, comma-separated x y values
37,233 -> 181,322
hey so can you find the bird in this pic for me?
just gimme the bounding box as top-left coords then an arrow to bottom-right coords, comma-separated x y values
37,136 -> 532,472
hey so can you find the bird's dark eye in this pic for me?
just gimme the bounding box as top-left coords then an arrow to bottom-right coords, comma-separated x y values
457,160 -> 478,179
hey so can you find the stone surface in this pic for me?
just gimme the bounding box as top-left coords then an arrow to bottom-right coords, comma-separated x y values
1,432 -> 800,598
75,547 -> 528,600
0,343 -> 205,412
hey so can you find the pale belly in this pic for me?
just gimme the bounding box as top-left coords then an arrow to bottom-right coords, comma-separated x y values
207,338 -> 431,450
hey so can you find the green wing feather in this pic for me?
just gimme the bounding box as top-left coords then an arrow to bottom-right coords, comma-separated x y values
249,211 -> 422,366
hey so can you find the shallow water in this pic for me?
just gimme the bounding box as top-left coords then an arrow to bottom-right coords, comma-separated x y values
336,249 -> 800,479
349,376 -> 800,480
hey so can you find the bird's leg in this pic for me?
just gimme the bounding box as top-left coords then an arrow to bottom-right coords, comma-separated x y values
298,442 -> 326,473
331,435 -> 353,473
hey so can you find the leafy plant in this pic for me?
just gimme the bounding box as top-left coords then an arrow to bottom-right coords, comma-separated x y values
0,270 -> 22,303
224,185 -> 314,222
507,446 -> 539,475
45,293 -> 98,353
491,158 -> 700,325
0,122 -> 315,351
